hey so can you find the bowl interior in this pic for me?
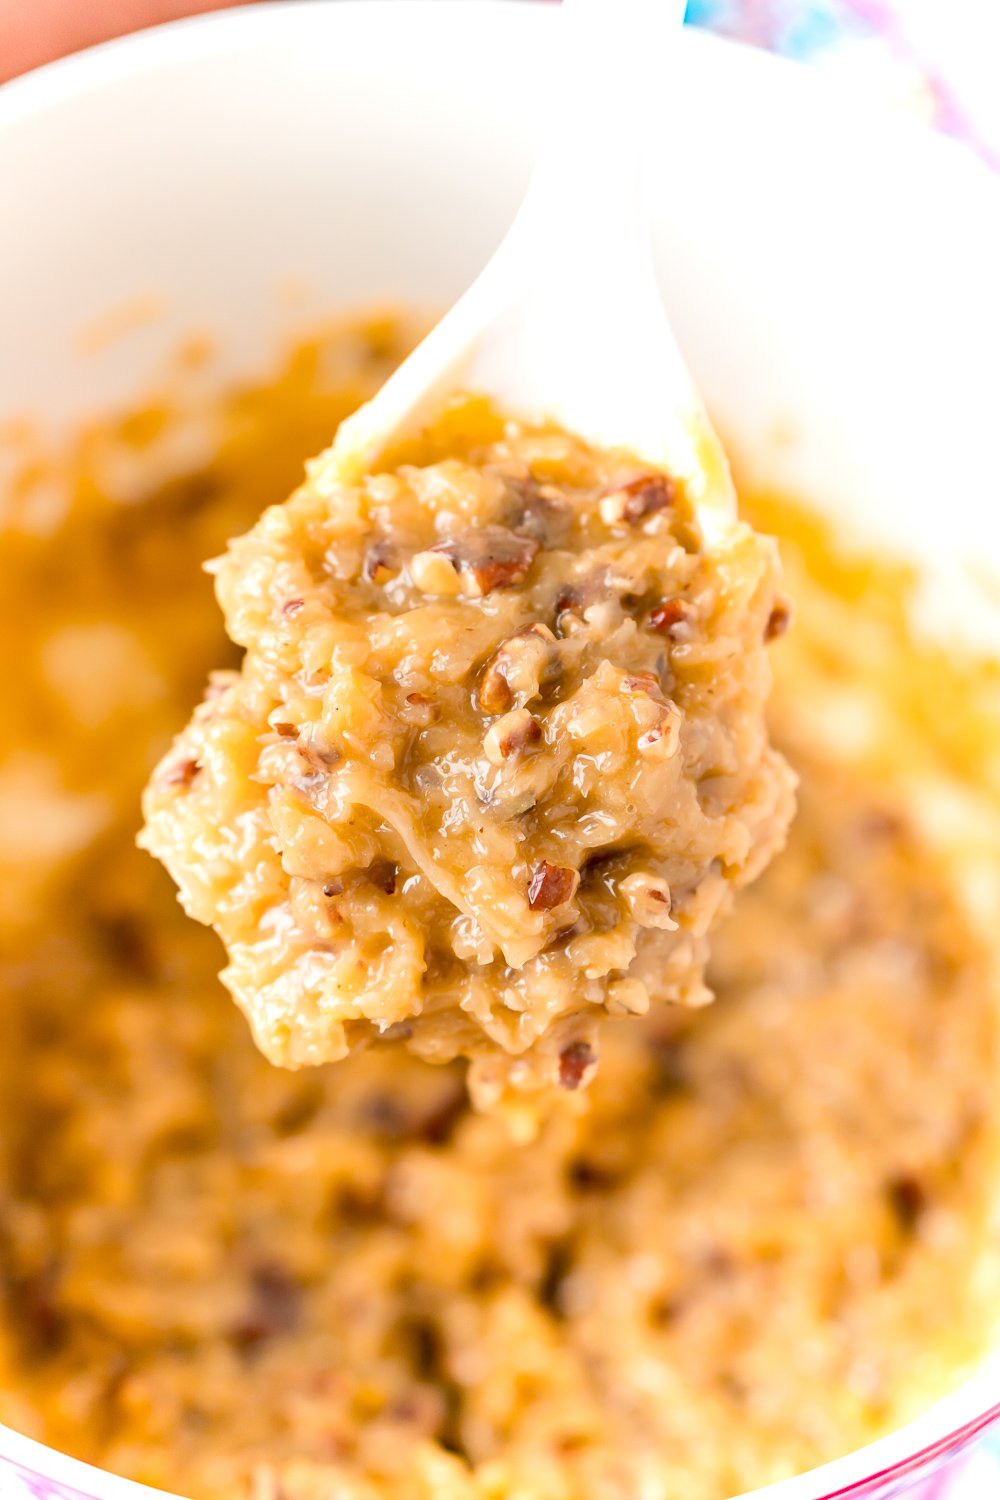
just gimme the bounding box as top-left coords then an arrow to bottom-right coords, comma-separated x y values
2,5 -> 1000,1499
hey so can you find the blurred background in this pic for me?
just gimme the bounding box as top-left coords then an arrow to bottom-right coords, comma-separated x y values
1,0 -> 998,169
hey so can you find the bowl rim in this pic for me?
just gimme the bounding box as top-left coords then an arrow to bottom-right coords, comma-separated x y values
1,4 -> 999,1498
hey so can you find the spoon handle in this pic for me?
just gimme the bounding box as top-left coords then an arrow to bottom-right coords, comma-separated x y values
509,0 -> 688,263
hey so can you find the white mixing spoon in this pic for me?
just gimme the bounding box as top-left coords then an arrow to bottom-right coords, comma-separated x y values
333,0 -> 735,543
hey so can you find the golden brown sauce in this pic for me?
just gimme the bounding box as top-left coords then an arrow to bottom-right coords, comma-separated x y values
1,314 -> 999,1500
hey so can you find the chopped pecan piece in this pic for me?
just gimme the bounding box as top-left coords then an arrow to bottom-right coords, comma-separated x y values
558,1039 -> 597,1090
528,860 -> 578,911
887,1173 -> 928,1232
232,1262 -> 301,1354
637,719 -> 680,756
162,755 -> 201,789
619,871 -> 676,930
554,585 -> 582,634
484,708 -> 543,765
414,1084 -> 468,1147
599,472 -> 675,527
619,675 -> 682,757
419,525 -> 539,598
765,596 -> 793,641
649,598 -> 693,637
363,542 -> 400,585
620,671 -> 667,705
297,735 -> 340,772
496,466 -> 574,548
367,860 -> 398,895
478,624 -> 558,714
401,691 -> 439,728
859,808 -> 906,843
554,572 -> 608,636
14,1261 -> 67,1356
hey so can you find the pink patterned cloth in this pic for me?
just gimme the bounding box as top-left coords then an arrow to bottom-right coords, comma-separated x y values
685,0 -> 1000,169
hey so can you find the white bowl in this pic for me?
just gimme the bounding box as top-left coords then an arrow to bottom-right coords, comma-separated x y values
2,5 -> 1000,1498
